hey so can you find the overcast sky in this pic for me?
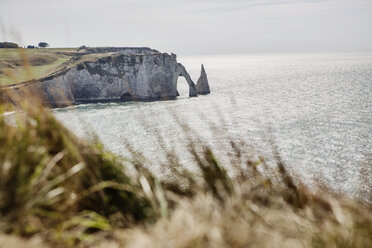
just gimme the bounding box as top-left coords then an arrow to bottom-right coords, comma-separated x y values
1,0 -> 372,55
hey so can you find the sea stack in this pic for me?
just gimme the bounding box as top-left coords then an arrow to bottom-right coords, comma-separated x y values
196,64 -> 210,95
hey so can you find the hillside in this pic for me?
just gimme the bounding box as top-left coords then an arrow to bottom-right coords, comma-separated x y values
0,47 -> 161,87
0,48 -> 76,86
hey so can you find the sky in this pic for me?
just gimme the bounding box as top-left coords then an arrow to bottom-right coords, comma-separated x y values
0,0 -> 372,55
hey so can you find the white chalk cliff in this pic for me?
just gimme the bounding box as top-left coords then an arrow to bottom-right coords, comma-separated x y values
1,48 -> 210,107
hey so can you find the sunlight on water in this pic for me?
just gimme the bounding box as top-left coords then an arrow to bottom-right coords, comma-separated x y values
54,53 -> 372,199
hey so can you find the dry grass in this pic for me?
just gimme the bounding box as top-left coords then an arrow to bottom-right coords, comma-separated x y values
0,103 -> 164,244
120,193 -> 371,248
0,99 -> 371,247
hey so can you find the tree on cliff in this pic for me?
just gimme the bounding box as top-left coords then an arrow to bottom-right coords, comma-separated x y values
38,42 -> 49,48
0,42 -> 19,48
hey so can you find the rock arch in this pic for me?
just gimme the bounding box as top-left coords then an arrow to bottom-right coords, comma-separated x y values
176,63 -> 197,97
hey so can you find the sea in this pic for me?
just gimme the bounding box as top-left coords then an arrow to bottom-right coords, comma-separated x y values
54,53 -> 372,201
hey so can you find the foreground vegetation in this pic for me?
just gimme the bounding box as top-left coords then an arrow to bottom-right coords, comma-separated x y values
0,99 -> 371,248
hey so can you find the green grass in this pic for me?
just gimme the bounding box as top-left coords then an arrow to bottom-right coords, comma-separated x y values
0,48 -> 76,86
0,57 -> 70,85
0,48 -> 120,86
0,48 -> 76,60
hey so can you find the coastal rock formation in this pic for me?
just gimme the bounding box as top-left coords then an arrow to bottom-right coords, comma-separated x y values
177,63 -> 198,97
196,64 -> 210,95
1,48 -> 207,107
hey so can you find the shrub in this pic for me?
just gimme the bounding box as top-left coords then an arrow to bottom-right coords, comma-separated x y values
0,42 -> 19,48
0,105 -> 162,240
38,42 -> 49,48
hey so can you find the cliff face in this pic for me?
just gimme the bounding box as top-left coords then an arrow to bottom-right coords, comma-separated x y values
1,48 -> 208,107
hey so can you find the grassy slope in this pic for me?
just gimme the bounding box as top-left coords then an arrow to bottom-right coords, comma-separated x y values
0,48 -> 75,86
0,48 -> 120,87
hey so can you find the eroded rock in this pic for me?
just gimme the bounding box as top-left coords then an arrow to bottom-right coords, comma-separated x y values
196,64 -> 210,95
2,48 -> 210,107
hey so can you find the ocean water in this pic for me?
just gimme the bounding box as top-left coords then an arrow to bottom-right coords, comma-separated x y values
54,53 -> 372,200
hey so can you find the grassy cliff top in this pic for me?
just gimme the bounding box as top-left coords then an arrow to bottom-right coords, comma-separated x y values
0,48 -> 77,86
0,47 -> 161,86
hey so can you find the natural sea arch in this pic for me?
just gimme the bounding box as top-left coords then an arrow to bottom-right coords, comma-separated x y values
176,63 -> 197,97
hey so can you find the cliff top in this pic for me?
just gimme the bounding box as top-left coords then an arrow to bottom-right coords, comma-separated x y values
0,47 -> 161,86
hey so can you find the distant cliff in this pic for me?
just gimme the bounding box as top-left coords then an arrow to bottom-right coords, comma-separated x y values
78,47 -> 159,55
1,47 -> 210,107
